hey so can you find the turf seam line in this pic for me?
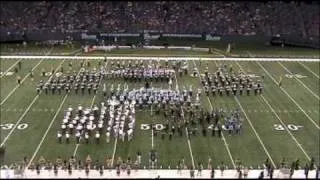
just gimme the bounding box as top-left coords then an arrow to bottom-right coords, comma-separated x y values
278,62 -> 319,100
72,59 -> 109,157
0,47 -> 54,106
0,59 -> 22,78
256,61 -> 320,129
297,62 -> 319,79
192,60 -> 236,169
235,61 -> 311,161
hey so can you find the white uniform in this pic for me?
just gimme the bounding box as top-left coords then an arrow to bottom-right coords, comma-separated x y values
119,130 -> 125,142
57,132 -> 62,138
127,129 -> 133,141
95,133 -> 100,139
63,118 -> 68,124
106,132 -> 110,143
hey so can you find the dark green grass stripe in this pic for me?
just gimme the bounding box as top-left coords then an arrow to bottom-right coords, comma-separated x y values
31,60 -> 101,164
232,61 -> 312,164
0,59 -> 64,143
198,60 -> 270,168
260,61 -> 319,126
240,61 -> 319,164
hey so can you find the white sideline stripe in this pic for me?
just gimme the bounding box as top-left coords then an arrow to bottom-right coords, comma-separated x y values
235,61 -> 311,160
192,60 -> 236,169
234,97 -> 276,168
27,95 -> 68,168
0,95 -> 39,147
261,95 -> 311,160
212,48 -> 227,58
0,59 -> 22,78
298,62 -> 320,79
256,62 -> 320,129
278,62 -> 319,100
174,72 -> 195,169
0,48 -> 54,106
1,55 -> 319,62
73,59 -> 109,156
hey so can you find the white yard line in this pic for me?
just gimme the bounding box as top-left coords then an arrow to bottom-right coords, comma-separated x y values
73,59 -> 109,156
234,61 -> 311,161
26,94 -> 68,168
0,48 -> 54,106
260,95 -> 311,160
111,138 -> 118,167
173,72 -> 195,169
234,97 -> 276,168
213,48 -> 227,58
2,55 -> 319,62
278,62 -> 319,100
151,105 -> 154,149
191,60 -> 236,169
298,62 -> 319,79
27,53 -> 83,167
0,57 -> 64,148
0,94 -> 39,147
0,59 -> 22,78
256,61 -> 320,129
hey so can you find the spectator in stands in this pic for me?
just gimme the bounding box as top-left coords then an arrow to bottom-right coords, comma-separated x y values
0,1 -> 318,39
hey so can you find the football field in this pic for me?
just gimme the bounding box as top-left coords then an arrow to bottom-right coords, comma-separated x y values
0,51 -> 319,171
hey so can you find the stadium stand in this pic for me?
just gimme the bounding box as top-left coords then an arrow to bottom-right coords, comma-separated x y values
0,1 -> 319,39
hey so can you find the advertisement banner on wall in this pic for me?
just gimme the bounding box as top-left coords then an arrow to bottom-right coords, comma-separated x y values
205,34 -> 221,41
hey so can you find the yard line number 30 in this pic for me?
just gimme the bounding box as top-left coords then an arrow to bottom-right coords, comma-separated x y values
0,123 -> 28,130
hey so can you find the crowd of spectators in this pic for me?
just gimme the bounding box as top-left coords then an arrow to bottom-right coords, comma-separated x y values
0,1 -> 319,39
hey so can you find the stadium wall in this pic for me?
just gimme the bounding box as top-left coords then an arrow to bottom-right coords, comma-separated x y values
1,30 -> 318,49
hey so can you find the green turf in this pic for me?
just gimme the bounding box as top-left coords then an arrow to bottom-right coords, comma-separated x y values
0,52 -> 319,170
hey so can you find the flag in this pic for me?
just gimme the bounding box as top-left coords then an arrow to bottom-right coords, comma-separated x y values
278,75 -> 283,87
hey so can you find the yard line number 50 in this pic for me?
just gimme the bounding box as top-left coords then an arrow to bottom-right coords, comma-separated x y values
0,123 -> 28,130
